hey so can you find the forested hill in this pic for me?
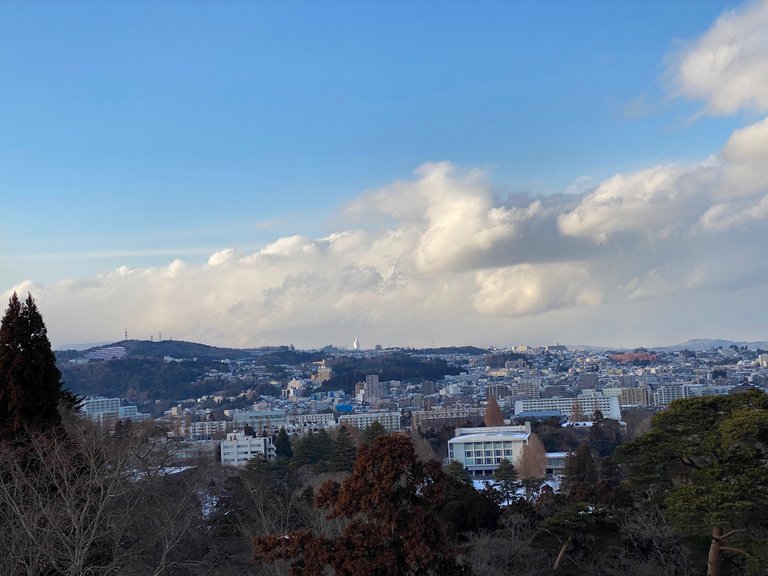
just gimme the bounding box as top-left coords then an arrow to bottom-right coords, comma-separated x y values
55,341 -> 322,402
54,340 -> 463,401
55,339 -> 283,362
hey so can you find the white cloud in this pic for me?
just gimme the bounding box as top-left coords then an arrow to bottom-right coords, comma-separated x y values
669,0 -> 768,115
473,264 -> 602,316
10,4 -> 768,349
557,164 -> 705,242
347,162 -> 542,274
12,134 -> 768,349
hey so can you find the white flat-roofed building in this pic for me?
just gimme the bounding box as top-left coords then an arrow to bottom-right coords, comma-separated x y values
338,411 -> 401,432
290,412 -> 336,428
514,395 -> 621,420
448,423 -> 531,477
228,409 -> 287,433
82,396 -> 121,416
81,396 -> 149,426
545,452 -> 569,476
220,431 -> 276,467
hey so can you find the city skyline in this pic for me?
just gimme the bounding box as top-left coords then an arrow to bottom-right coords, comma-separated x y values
2,1 -> 767,349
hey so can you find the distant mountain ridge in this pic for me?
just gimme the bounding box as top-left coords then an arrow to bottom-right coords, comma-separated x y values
56,337 -> 768,361
571,338 -> 768,353
654,338 -> 768,351
55,339 -> 286,363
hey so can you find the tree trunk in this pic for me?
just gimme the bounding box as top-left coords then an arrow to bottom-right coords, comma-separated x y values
708,525 -> 721,576
553,532 -> 574,571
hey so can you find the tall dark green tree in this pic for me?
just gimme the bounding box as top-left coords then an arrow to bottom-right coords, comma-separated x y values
588,412 -> 622,457
492,458 -> 520,505
329,425 -> 357,472
360,420 -> 387,445
562,445 -> 598,503
0,293 -> 63,441
274,426 -> 293,458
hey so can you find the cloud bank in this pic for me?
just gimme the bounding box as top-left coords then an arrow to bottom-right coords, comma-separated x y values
5,1 -> 768,349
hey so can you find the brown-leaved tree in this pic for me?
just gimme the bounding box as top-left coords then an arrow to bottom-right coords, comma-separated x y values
253,434 -> 465,575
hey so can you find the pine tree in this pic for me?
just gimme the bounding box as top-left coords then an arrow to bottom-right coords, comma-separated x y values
493,458 -> 520,505
329,425 -> 357,472
562,444 -> 598,502
444,460 -> 470,484
618,390 -> 768,576
0,293 -> 63,442
360,420 -> 387,445
274,427 -> 293,458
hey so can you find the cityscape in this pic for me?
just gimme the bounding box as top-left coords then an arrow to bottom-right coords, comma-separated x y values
3,0 -> 768,574
69,337 -> 768,472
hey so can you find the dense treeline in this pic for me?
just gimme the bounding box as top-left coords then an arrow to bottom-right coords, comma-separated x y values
482,351 -> 528,368
59,357 -> 279,401
319,352 -> 462,393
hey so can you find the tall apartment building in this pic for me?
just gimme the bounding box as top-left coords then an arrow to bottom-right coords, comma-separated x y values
579,372 -> 599,390
364,375 -> 385,403
619,387 -> 651,407
514,377 -> 542,398
653,384 -> 690,406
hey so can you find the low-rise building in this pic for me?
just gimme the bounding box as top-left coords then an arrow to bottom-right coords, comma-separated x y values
338,411 -> 401,432
81,396 -> 150,427
186,420 -> 229,440
514,395 -> 621,420
220,431 -> 276,467
289,412 -> 336,428
447,423 -> 531,476
227,409 -> 288,433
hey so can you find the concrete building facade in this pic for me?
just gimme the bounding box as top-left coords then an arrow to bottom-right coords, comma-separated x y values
220,431 -> 276,466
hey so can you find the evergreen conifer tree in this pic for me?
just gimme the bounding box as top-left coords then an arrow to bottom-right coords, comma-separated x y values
329,425 -> 357,472
274,426 -> 293,458
360,420 -> 387,445
492,458 -> 520,505
0,293 -> 63,442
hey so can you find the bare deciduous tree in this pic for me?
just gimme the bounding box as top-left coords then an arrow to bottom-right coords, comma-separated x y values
0,419 -> 209,576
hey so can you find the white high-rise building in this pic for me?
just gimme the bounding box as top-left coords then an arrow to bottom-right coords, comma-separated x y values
81,396 -> 150,426
220,431 -> 276,467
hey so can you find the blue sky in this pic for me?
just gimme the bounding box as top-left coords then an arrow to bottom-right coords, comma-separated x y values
2,1 -> 767,349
